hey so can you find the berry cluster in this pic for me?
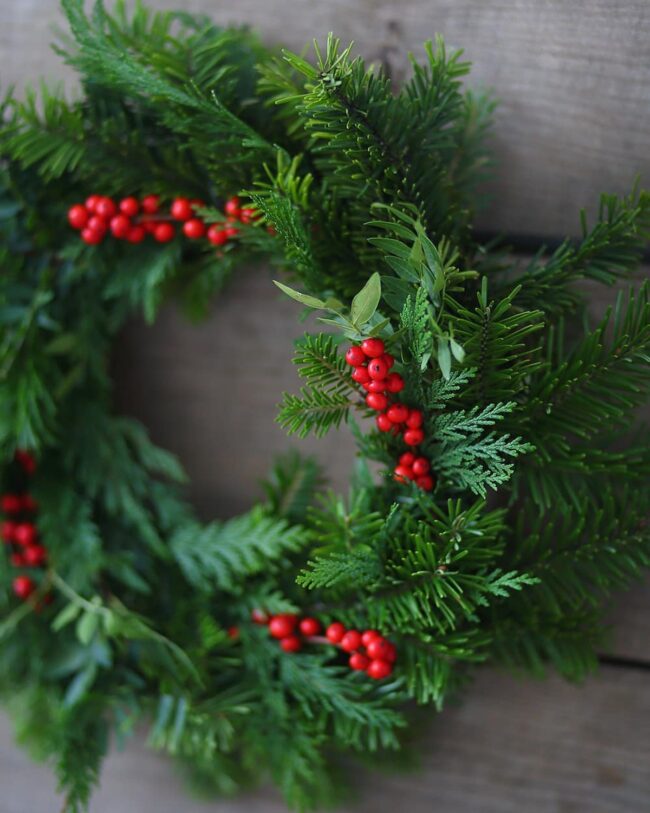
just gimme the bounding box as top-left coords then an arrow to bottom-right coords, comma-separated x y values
67,193 -> 256,247
345,338 -> 435,491
255,611 -> 397,680
1,451 -> 45,601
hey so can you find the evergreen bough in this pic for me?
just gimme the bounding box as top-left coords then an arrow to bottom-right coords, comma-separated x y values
0,2 -> 649,810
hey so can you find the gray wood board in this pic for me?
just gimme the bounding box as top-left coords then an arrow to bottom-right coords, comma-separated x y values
1,1 -> 650,238
1,665 -> 649,812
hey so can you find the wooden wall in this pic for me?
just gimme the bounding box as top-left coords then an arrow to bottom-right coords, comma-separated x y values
1,2 -> 649,812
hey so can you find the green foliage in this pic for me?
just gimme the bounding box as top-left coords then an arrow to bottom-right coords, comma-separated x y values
1,4 -> 649,812
170,507 -> 309,592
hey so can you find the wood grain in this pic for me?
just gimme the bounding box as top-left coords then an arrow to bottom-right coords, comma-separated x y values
1,665 -> 649,812
1,1 -> 649,238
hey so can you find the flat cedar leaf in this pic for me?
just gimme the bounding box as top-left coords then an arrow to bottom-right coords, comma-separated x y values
274,280 -> 326,309
351,273 -> 381,326
438,338 -> 452,379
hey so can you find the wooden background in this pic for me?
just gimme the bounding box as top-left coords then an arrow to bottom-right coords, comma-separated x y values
1,1 -> 650,811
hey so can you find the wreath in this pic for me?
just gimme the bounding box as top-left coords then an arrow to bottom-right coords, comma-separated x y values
1,3 -> 649,811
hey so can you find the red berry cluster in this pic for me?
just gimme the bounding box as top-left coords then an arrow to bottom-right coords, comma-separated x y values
1,451 -> 46,601
345,338 -> 435,491
254,611 -> 397,680
67,194 -> 256,247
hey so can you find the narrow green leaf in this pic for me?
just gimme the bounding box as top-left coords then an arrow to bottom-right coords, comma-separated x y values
351,273 -> 381,326
273,280 -> 326,309
438,338 -> 452,379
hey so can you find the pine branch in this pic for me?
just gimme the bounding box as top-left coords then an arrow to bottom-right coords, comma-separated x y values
170,507 -> 309,591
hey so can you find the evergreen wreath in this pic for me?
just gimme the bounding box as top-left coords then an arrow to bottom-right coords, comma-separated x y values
1,2 -> 650,811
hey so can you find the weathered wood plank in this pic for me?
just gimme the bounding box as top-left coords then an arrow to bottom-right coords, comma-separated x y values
1,1 -> 649,237
1,665 -> 649,812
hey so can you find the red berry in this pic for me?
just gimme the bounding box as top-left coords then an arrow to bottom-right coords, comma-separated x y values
367,380 -> 387,393
21,494 -> 37,513
351,365 -> 370,384
280,635 -> 302,653
224,196 -> 241,217
207,225 -> 229,246
85,194 -> 101,212
95,197 -> 117,219
171,197 -> 193,221
110,214 -> 132,239
404,428 -> 425,446
385,373 -> 404,393
224,226 -> 239,238
10,553 -> 26,567
14,523 -> 37,547
366,638 -> 391,660
349,652 -> 370,671
416,475 -> 435,492
366,393 -> 388,411
126,225 -> 146,244
376,413 -> 393,432
251,608 -> 269,625
345,345 -> 366,367
87,215 -> 108,235
1,494 -> 22,514
239,207 -> 257,223
81,228 -> 103,245
412,457 -> 430,476
141,194 -> 160,214
1,521 -> 16,542
361,338 -> 385,358
268,614 -> 297,639
394,465 -> 413,483
382,354 -> 395,369
143,220 -> 159,234
367,658 -> 393,680
325,622 -> 346,644
406,410 -> 423,429
67,204 -> 89,230
227,626 -> 240,640
23,545 -> 47,567
387,404 -> 409,424
12,575 -> 35,600
361,629 -> 381,647
367,357 -> 388,380
340,630 -> 362,652
383,642 -> 398,663
399,452 -> 416,467
119,197 -> 140,217
154,222 -> 175,243
299,617 -> 321,636
14,450 -> 36,475
81,216 -> 108,240
183,218 -> 206,239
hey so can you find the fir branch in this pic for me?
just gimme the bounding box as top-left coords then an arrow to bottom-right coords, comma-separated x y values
277,387 -> 354,438
170,507 -> 309,591
297,548 -> 382,591
261,451 -> 325,524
